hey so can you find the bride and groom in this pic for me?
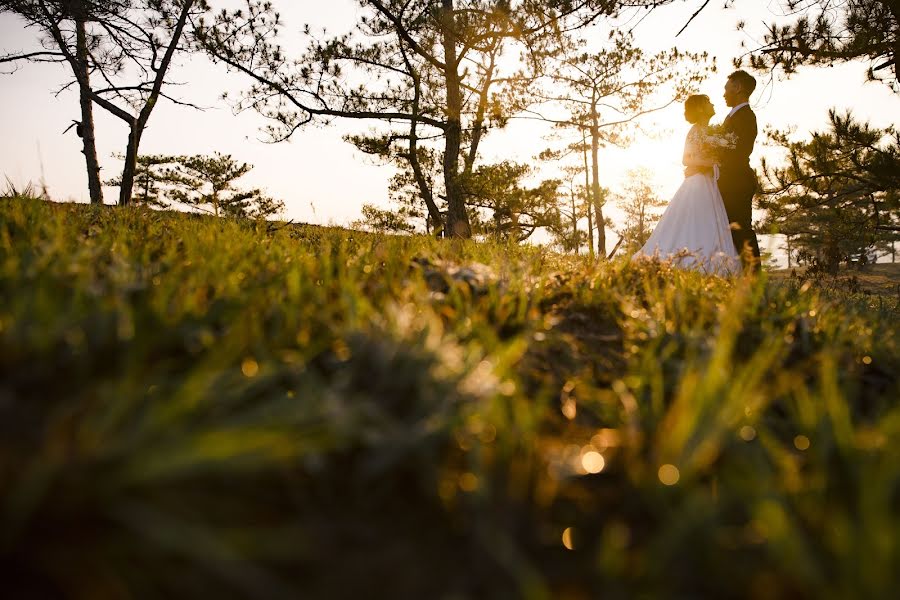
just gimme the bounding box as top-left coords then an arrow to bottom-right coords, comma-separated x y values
633,70 -> 762,274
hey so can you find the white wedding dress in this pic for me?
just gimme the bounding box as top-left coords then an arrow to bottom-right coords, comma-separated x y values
632,126 -> 740,275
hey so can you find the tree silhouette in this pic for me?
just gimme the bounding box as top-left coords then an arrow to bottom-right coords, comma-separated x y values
464,161 -> 562,242
162,153 -> 284,219
759,111 -> 900,271
105,154 -> 175,209
353,202 -> 422,235
0,0 -> 209,206
549,164 -> 594,254
1,0 -> 128,204
117,152 -> 285,219
735,0 -> 900,92
663,1 -> 898,90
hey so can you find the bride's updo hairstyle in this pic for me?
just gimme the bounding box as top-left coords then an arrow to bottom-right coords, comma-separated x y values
684,94 -> 710,124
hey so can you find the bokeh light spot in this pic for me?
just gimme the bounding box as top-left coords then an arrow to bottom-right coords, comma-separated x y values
562,527 -> 574,550
658,464 -> 680,486
241,358 -> 259,378
581,451 -> 606,474
459,472 -> 479,492
591,428 -> 620,450
794,435 -> 811,451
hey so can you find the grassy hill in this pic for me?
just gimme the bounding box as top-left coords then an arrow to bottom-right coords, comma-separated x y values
770,262 -> 900,299
1,197 -> 898,599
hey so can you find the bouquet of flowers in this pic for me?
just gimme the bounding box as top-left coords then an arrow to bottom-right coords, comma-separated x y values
697,125 -> 737,161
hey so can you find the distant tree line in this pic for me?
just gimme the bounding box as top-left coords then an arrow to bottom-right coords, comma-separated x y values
1,0 -> 897,260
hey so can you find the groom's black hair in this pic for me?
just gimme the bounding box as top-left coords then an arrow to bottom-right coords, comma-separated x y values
728,70 -> 757,95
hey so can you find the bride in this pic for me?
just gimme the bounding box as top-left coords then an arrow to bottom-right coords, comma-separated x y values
632,94 -> 740,275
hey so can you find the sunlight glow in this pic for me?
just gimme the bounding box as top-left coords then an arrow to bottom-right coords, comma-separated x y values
613,134 -> 687,202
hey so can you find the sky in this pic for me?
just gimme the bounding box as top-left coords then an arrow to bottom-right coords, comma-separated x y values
1,1 -> 898,263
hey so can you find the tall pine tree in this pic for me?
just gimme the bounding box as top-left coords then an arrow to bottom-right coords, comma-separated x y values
759,111 -> 900,271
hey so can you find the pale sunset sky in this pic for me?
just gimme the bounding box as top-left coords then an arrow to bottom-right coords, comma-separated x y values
1,1 -> 898,261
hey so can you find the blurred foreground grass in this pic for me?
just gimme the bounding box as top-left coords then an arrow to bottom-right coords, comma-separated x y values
1,198 -> 898,599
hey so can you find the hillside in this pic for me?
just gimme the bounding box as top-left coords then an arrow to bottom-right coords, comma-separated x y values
770,263 -> 900,298
1,198 -> 898,599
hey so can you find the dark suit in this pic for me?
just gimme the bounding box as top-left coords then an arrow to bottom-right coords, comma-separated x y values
717,105 -> 761,264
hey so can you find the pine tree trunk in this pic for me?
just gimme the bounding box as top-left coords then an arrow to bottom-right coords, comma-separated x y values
440,0 -> 471,239
118,125 -> 140,206
590,115 -> 606,257
638,202 -> 645,247
406,63 -> 444,236
570,187 -> 578,255
582,128 -> 594,258
74,14 -> 103,204
586,200 -> 593,257
142,163 -> 151,203
117,0 -> 193,207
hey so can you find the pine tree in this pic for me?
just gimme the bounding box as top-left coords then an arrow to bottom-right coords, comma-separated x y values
353,203 -> 422,235
759,111 -> 900,271
740,0 -> 899,92
0,1 -> 210,205
463,161 -> 562,242
158,153 -> 285,220
106,155 -> 176,209
614,168 -> 668,254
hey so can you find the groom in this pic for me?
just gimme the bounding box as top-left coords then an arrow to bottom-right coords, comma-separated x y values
717,70 -> 761,269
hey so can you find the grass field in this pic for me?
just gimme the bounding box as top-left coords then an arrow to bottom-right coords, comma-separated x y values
1,197 -> 898,599
770,262 -> 900,301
